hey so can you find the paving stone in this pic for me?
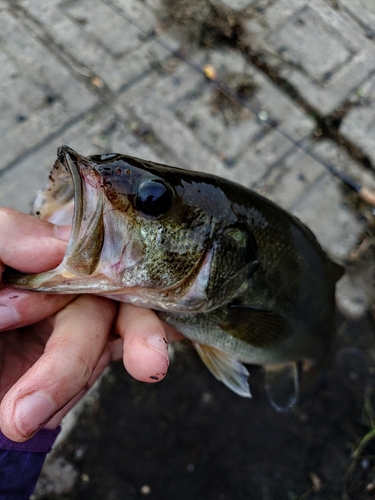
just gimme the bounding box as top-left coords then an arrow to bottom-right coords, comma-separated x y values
244,0 -> 375,115
171,50 -> 314,182
232,131 -> 299,188
217,0 -> 258,10
142,60 -> 205,106
268,8 -> 353,83
291,177 -> 363,261
64,0 -> 147,56
336,269 -> 372,319
128,96 -> 230,178
104,0 -> 158,33
337,0 -> 375,36
21,0 -> 176,92
123,51 -> 314,186
339,74 -> 375,166
0,9 -> 97,170
255,141 -> 327,208
0,125 -> 99,214
255,138 -> 371,209
119,62 -> 224,171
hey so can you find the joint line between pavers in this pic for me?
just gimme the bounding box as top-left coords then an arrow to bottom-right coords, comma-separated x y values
0,102 -> 104,180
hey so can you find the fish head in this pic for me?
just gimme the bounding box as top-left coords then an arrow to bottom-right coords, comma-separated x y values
10,146 -> 256,312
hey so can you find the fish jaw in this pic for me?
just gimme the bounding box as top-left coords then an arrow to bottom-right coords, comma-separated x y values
9,148 -> 132,292
8,147 -> 212,308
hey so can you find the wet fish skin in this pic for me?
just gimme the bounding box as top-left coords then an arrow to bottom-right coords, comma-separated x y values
7,146 -> 343,410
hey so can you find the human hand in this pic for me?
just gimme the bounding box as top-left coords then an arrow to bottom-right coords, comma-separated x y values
0,208 -> 181,442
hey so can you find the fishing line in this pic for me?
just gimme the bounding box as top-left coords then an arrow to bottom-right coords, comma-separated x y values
101,0 -> 375,206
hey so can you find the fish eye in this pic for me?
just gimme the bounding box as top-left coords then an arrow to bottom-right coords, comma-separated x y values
135,179 -> 174,218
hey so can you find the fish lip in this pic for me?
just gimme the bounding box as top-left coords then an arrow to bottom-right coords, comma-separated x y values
63,151 -> 84,254
54,148 -> 85,260
57,144 -> 85,162
58,147 -> 104,275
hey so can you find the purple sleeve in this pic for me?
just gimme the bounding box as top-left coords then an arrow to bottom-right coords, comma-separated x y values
0,427 -> 60,499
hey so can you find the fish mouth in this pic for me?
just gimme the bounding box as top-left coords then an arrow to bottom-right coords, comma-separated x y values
7,147 -> 210,309
8,146 -> 107,290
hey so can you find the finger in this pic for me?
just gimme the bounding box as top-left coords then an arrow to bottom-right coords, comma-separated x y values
0,295 -> 116,441
0,207 -> 72,330
0,207 -> 70,275
0,287 -> 76,332
116,303 -> 171,384
45,337 -> 123,429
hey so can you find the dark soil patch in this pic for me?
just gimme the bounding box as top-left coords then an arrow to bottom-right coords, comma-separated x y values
39,319 -> 375,500
159,0 -> 245,49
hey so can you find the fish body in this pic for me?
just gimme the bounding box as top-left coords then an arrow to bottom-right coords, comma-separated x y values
8,146 -> 343,410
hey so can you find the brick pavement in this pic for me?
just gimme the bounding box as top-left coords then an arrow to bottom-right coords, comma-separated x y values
0,0 -> 375,496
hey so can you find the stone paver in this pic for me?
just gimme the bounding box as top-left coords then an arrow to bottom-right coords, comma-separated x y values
340,73 -> 375,165
217,0 -> 258,10
19,0 -> 177,93
64,0 -> 153,56
291,170 -> 362,259
116,48 -> 315,190
0,8 -> 97,170
244,0 -> 375,115
337,0 -> 375,36
175,49 -> 314,163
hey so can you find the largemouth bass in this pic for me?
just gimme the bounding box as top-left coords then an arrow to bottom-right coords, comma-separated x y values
8,146 -> 343,411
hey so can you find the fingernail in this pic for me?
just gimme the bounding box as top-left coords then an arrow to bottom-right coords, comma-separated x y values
54,224 -> 71,241
14,393 -> 56,437
0,304 -> 20,330
146,334 -> 169,359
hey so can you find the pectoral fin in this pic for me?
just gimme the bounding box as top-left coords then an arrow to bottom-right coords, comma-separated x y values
193,342 -> 251,398
221,306 -> 293,348
264,361 -> 300,412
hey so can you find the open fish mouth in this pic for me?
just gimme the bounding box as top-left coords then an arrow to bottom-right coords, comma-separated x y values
9,146 -> 113,290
